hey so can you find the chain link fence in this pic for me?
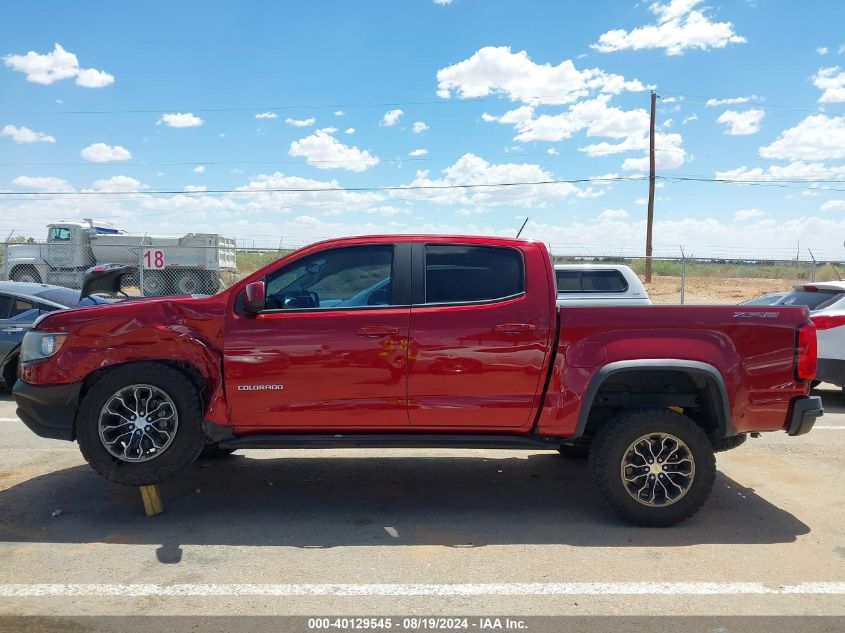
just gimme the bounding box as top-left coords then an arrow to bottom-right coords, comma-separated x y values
551,255 -> 845,304
1,239 -> 843,304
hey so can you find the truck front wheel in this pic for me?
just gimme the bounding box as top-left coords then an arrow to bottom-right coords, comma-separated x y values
588,409 -> 716,527
76,363 -> 206,486
10,266 -> 41,284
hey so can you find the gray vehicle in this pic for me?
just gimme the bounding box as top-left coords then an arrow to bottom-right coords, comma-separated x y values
0,281 -> 111,388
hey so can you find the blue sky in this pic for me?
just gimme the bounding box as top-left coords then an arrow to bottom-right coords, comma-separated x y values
1,0 -> 845,257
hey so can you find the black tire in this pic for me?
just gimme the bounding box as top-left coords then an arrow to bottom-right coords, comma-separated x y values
200,444 -> 236,459
76,363 -> 205,486
2,354 -> 18,390
588,408 -> 716,527
711,433 -> 747,453
10,266 -> 41,284
141,271 -> 168,297
557,444 -> 590,459
174,270 -> 203,295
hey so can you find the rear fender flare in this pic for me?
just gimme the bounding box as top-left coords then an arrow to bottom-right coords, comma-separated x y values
574,359 -> 733,439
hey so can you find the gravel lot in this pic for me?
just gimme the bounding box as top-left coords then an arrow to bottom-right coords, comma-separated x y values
0,387 -> 843,619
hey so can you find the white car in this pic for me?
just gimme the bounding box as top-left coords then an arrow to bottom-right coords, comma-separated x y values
777,281 -> 845,389
554,264 -> 651,306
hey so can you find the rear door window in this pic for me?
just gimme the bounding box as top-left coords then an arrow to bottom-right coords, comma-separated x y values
424,245 -> 524,304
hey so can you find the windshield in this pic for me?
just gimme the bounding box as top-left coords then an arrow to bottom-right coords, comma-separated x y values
33,287 -> 81,307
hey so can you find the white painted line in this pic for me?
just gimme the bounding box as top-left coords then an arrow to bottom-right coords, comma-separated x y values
0,583 -> 843,598
0,418 -> 20,423
815,425 -> 845,430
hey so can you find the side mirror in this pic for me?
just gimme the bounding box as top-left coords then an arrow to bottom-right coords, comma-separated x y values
241,281 -> 266,315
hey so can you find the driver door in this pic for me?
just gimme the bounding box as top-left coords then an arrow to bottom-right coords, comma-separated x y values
223,243 -> 411,429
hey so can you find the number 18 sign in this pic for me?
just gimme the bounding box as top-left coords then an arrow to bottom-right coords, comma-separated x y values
143,249 -> 165,269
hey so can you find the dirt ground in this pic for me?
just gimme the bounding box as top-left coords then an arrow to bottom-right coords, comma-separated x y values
645,275 -> 797,304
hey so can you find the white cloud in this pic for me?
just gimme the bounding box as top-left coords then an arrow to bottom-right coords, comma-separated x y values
184,185 -> 207,192
484,95 -> 687,171
80,143 -> 132,162
597,208 -> 629,221
821,200 -> 845,211
412,121 -> 429,133
344,127 -> 355,134
817,47 -> 829,55
285,117 -> 316,127
547,148 -> 559,155
75,68 -> 114,88
1,124 -> 55,144
409,148 -> 428,157
682,114 -> 698,124
289,128 -> 379,171
3,43 -> 114,87
437,46 -> 646,105
663,118 -> 674,128
255,112 -> 278,119
12,176 -> 73,190
715,161 -> 845,182
634,197 -> 647,205
91,176 -> 143,191
434,0 -> 453,4
705,95 -> 758,107
734,208 -> 764,220
158,112 -> 204,128
334,110 -> 345,116
717,109 -> 764,135
813,67 -> 845,103
192,165 -> 205,173
591,0 -> 745,56
382,109 -> 403,126
486,96 -> 649,143
394,153 -> 581,209
759,115 -> 845,160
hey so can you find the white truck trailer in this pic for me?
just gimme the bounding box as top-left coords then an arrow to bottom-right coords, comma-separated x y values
2,220 -> 237,295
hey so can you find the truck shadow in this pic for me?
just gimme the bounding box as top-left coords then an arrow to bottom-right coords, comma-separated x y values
0,451 -> 809,548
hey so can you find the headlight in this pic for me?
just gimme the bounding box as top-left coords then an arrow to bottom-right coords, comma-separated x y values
20,332 -> 68,364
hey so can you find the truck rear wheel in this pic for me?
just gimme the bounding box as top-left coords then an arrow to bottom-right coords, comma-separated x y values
588,409 -> 716,527
711,433 -> 747,453
174,270 -> 203,295
76,363 -> 205,486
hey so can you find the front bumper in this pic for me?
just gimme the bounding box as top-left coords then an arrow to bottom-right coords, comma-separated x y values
12,379 -> 82,441
786,395 -> 824,436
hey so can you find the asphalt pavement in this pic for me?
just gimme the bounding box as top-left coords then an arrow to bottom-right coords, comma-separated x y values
0,386 -> 843,620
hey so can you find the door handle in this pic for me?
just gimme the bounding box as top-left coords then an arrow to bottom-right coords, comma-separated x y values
494,322 -> 536,335
355,324 -> 400,338
1,327 -> 25,334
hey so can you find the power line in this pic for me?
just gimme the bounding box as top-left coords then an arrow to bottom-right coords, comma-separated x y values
0,175 -> 645,197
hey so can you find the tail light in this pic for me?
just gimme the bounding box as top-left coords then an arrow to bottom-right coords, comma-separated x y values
795,322 -> 817,381
812,314 -> 845,330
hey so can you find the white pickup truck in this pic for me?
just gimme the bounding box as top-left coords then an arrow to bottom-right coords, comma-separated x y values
2,220 -> 237,296
554,264 -> 651,306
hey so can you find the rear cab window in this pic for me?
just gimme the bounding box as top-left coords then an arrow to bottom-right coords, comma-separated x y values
424,245 -> 524,304
555,269 -> 629,293
777,289 -> 845,311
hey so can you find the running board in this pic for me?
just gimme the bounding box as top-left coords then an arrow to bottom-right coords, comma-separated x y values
219,433 -> 563,450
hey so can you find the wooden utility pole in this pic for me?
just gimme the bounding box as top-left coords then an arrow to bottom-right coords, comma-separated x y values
645,90 -> 657,283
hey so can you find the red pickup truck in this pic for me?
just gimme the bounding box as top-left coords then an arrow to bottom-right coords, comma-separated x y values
13,235 -> 822,525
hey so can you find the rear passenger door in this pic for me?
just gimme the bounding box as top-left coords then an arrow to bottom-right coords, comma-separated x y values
407,243 -> 553,429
